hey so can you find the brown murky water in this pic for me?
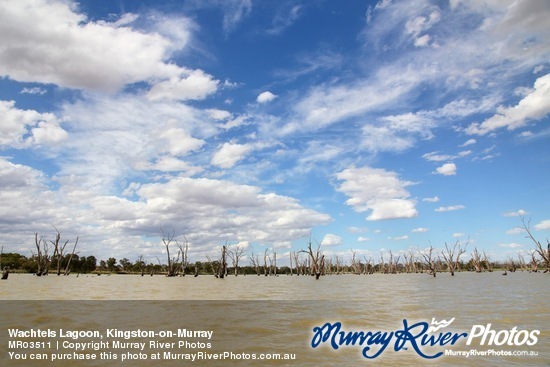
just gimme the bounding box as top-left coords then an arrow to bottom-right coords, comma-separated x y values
1,272 -> 548,366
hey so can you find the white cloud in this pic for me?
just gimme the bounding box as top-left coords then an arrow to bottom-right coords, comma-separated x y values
460,138 -> 476,147
149,156 -> 203,174
147,69 -> 219,101
211,142 -> 254,168
57,94 -> 220,191
498,243 -> 523,249
336,166 -> 418,221
0,0 -> 200,92
506,227 -> 524,235
466,74 -> 550,135
20,87 -> 47,95
502,209 -> 528,217
434,163 -> 457,176
267,5 -> 302,35
362,112 -> 435,153
452,232 -> 465,238
256,91 -> 278,104
321,234 -> 343,246
0,100 -> 67,148
0,158 -> 63,234
128,177 -> 331,245
534,219 -> 550,231
422,196 -> 440,203
423,152 -> 456,162
435,205 -> 465,212
412,227 -> 428,233
283,67 -> 423,135
392,235 -> 409,241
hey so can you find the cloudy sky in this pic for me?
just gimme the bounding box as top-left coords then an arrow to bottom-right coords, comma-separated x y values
1,0 -> 549,264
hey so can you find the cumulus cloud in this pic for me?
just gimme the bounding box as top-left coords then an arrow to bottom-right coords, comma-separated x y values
56,94 -> 220,191
0,0 -> 200,92
321,234 -> 343,246
256,91 -> 278,104
147,69 -> 219,101
434,163 -> 457,176
125,177 -> 331,246
412,227 -> 428,233
0,100 -> 67,148
466,74 -> 550,135
0,158 -> 63,234
336,166 -> 418,221
211,142 -> 254,168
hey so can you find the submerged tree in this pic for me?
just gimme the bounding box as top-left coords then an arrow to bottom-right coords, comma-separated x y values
419,246 -> 437,277
441,241 -> 467,276
302,238 -> 324,279
522,217 -> 550,272
227,244 -> 245,276
161,228 -> 180,277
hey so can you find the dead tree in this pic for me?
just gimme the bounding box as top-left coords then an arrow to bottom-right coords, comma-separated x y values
529,251 -> 539,272
404,250 -> 418,273
161,228 -> 179,277
517,253 -> 528,271
506,256 -> 517,272
441,241 -> 467,276
227,244 -> 245,276
289,252 -> 294,275
301,238 -> 324,279
33,232 -> 51,276
137,255 -> 146,276
263,249 -> 269,276
272,250 -> 277,276
483,251 -> 493,272
249,252 -> 261,275
292,251 -> 303,275
177,236 -> 189,276
63,237 -> 79,275
364,256 -> 375,274
205,255 -> 218,277
50,227 -> 74,276
218,245 -> 227,278
522,217 -> 550,272
350,250 -> 361,274
419,246 -> 437,277
470,247 -> 484,273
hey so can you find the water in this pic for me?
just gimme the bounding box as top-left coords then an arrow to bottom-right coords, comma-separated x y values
1,272 -> 548,366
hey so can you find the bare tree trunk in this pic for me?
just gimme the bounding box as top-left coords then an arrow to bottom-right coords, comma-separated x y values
471,247 -> 483,273
419,246 -> 437,277
64,237 -> 79,276
177,236 -> 189,276
522,217 -> 550,272
228,244 -> 244,276
301,238 -> 324,279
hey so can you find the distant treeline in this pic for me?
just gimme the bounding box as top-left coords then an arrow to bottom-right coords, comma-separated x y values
0,252 -> 294,275
0,250 -> 535,276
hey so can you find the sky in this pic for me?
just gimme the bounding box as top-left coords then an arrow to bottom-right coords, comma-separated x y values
0,0 -> 549,265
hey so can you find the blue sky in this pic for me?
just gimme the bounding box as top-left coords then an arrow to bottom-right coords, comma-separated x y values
0,0 -> 549,265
